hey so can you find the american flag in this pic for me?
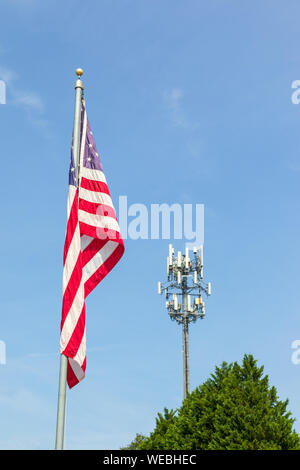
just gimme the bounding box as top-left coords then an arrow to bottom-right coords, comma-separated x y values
60,101 -> 124,388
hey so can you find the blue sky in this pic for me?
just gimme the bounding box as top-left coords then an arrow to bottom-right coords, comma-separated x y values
1,0 -> 300,449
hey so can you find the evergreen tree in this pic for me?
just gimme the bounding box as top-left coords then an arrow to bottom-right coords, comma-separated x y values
139,408 -> 177,450
125,355 -> 300,450
121,433 -> 148,450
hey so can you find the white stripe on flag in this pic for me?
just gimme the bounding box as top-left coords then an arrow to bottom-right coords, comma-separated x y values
78,210 -> 120,233
83,240 -> 118,281
69,358 -> 85,382
80,234 -> 94,252
63,224 -> 81,294
72,329 -> 86,366
66,186 -> 77,219
80,167 -> 107,183
79,187 -> 115,207
60,279 -> 85,352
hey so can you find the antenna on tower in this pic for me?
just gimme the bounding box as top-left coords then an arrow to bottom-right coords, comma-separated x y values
158,244 -> 212,399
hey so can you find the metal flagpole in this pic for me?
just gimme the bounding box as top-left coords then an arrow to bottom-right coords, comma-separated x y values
55,354 -> 68,449
55,68 -> 84,450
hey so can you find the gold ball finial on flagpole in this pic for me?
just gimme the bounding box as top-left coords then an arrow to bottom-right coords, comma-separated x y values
76,68 -> 83,79
75,68 -> 84,90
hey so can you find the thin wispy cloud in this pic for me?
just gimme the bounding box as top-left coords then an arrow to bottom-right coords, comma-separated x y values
0,66 -> 17,84
0,65 -> 51,134
162,87 -> 216,179
13,89 -> 44,113
163,87 -> 188,128
0,65 -> 44,113
163,87 -> 201,131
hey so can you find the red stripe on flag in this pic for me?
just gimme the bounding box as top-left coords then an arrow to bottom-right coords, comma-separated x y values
66,356 -> 87,389
85,242 -> 124,297
80,177 -> 110,194
67,361 -> 81,389
63,191 -> 79,264
79,199 -> 117,219
62,305 -> 85,358
61,254 -> 82,328
79,221 -> 121,242
81,238 -> 108,266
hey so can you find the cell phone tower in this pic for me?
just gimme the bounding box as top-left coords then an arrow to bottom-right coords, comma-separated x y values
158,244 -> 211,399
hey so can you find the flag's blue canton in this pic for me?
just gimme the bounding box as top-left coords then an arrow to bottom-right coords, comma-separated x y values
69,149 -> 76,186
83,119 -> 103,171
